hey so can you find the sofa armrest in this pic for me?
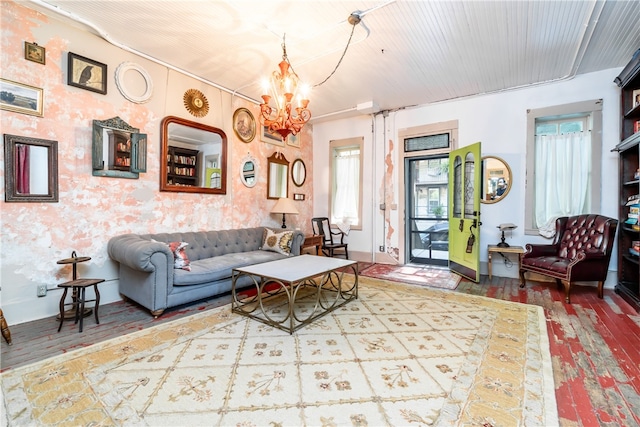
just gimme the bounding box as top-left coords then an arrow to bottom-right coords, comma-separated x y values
108,234 -> 173,273
289,230 -> 305,256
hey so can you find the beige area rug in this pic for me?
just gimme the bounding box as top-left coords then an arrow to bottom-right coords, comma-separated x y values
360,264 -> 462,290
1,276 -> 557,426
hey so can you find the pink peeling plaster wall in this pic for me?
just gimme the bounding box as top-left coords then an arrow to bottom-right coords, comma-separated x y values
0,1 -> 313,324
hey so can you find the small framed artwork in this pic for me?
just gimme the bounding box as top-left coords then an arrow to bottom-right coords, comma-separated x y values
24,42 -> 45,65
261,125 -> 285,146
233,108 -> 256,143
0,78 -> 44,117
67,52 -> 107,94
287,133 -> 300,148
633,89 -> 640,108
293,193 -> 305,201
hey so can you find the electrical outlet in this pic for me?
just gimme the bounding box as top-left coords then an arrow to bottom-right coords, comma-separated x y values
379,245 -> 385,252
37,284 -> 47,297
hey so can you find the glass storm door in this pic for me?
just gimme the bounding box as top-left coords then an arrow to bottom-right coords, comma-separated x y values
448,142 -> 481,282
405,156 -> 449,266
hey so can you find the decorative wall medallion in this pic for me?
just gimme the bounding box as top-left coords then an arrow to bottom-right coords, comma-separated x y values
183,89 -> 209,117
115,62 -> 153,103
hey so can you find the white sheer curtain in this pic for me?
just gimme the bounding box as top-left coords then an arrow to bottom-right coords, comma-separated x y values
332,150 -> 360,226
534,132 -> 591,228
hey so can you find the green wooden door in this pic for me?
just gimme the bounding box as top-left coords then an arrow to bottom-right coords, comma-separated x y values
448,142 -> 481,282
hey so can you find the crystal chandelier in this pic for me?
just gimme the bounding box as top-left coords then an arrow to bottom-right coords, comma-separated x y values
259,38 -> 311,141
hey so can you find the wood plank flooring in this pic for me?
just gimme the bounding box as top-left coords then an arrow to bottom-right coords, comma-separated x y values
2,265 -> 640,426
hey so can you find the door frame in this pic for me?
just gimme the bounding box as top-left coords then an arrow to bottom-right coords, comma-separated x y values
397,120 -> 458,264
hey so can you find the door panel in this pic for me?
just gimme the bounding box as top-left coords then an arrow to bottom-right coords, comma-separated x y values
405,156 -> 449,266
448,142 -> 481,281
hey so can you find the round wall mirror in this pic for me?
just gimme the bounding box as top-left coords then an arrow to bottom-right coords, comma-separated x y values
240,155 -> 257,188
291,158 -> 306,187
481,156 -> 512,204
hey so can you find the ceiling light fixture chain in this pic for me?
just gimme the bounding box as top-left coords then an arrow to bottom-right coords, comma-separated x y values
314,12 -> 361,88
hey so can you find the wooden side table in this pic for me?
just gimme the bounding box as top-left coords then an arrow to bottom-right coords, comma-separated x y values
57,251 -> 93,320
487,244 -> 525,281
58,278 -> 104,333
0,308 -> 12,345
301,235 -> 323,256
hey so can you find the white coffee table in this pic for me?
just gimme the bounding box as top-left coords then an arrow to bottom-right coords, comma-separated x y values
231,254 -> 358,334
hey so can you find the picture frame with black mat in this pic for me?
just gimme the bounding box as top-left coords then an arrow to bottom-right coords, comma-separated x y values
67,52 -> 107,95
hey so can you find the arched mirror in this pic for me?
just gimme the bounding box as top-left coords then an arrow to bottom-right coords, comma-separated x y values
240,154 -> 257,188
160,116 -> 227,194
267,152 -> 288,199
291,158 -> 306,187
481,156 -> 512,204
4,134 -> 58,202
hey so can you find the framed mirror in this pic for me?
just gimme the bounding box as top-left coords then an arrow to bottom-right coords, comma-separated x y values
240,154 -> 257,188
160,116 -> 227,194
481,156 -> 512,204
291,158 -> 306,187
92,116 -> 147,179
4,134 -> 58,202
267,152 -> 289,199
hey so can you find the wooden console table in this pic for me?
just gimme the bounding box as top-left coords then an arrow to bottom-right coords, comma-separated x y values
301,234 -> 323,256
487,245 -> 524,281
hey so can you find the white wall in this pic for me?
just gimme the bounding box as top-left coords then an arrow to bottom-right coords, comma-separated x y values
313,68 -> 621,282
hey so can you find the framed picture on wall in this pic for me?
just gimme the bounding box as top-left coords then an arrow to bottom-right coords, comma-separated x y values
261,125 -> 285,146
287,133 -> 300,148
233,107 -> 256,143
24,41 -> 45,65
0,78 -> 44,117
67,52 -> 107,94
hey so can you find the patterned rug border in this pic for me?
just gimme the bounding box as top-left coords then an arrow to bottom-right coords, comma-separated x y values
1,276 -> 558,426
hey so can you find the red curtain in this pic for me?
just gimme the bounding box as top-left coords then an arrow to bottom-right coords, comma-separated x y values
15,144 -> 30,194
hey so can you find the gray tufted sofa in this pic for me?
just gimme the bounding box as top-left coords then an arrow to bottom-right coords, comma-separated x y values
108,227 -> 304,316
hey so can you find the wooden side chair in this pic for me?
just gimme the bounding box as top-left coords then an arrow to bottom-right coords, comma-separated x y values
311,217 -> 349,259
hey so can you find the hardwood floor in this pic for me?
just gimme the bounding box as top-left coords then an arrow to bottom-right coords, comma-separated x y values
2,265 -> 640,426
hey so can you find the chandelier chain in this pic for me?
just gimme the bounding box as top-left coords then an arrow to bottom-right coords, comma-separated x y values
283,20 -> 358,88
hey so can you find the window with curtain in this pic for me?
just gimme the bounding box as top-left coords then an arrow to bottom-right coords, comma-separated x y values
330,137 -> 363,228
525,100 -> 602,235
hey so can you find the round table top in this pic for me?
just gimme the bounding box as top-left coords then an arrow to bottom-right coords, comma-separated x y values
57,256 -> 91,265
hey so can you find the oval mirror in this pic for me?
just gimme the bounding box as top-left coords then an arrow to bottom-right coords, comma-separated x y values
160,116 -> 227,194
481,156 -> 512,204
267,152 -> 289,199
240,155 -> 257,188
291,158 -> 306,187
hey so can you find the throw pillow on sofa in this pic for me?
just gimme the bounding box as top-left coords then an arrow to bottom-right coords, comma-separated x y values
153,239 -> 191,271
167,241 -> 191,271
261,229 -> 294,256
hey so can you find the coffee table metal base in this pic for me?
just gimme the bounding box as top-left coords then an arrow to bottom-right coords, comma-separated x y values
231,256 -> 358,334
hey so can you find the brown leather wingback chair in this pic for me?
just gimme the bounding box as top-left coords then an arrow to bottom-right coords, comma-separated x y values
519,214 -> 618,303
311,217 -> 349,259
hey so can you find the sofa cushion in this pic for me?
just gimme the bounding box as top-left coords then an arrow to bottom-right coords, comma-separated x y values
173,250 -> 287,286
261,229 -> 294,256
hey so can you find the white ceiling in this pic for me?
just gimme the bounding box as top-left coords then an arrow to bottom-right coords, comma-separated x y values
29,0 -> 640,121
